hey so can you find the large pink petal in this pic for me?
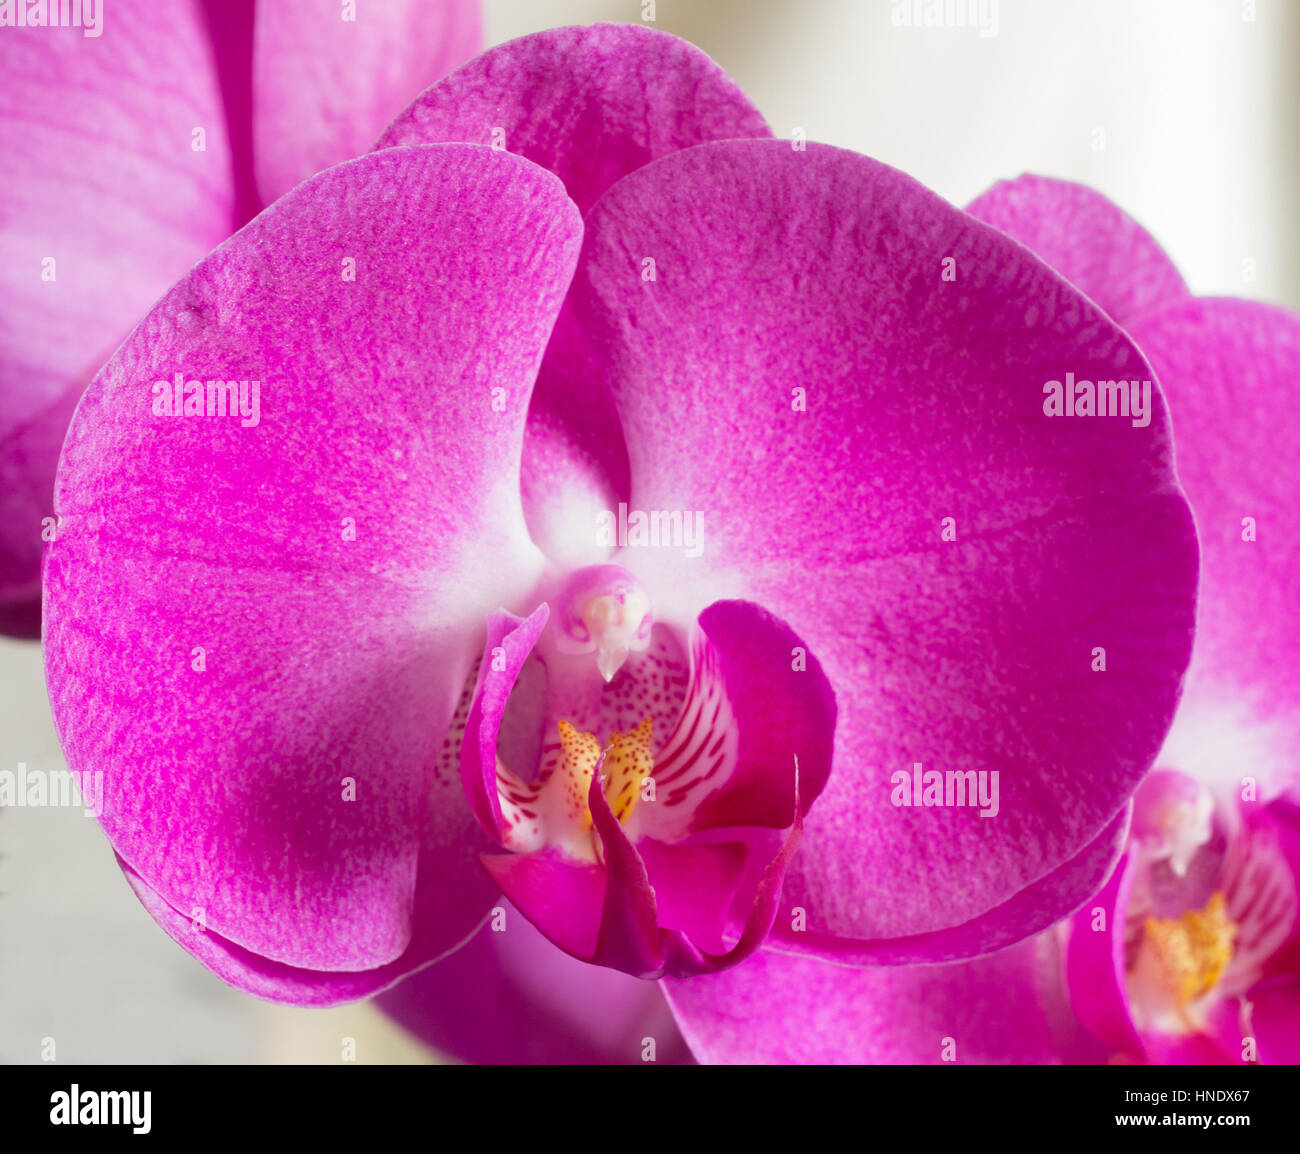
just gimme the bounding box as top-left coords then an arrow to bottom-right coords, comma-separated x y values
663,936 -> 1079,1064
376,900 -> 692,1065
44,146 -> 582,982
377,24 -> 773,568
965,174 -> 1190,327
0,1 -> 236,618
253,0 -> 481,205
567,139 -> 1197,952
1127,299 -> 1300,796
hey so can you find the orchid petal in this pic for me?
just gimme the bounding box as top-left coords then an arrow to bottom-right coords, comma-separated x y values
678,600 -> 835,835
565,138 -> 1197,953
480,848 -> 605,962
1065,853 -> 1145,1059
766,804 -> 1131,965
117,849 -> 483,1007
966,174 -> 1190,327
663,936 -> 1075,1064
377,23 -> 770,215
588,754 -> 667,974
1141,999 -> 1241,1065
44,145 -> 582,979
378,24 -> 772,568
461,605 -> 550,843
586,745 -> 803,978
376,899 -> 692,1065
1249,986 -> 1300,1065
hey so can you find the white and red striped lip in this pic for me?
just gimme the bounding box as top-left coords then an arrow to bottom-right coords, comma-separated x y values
452,572 -> 837,978
491,614 -> 740,860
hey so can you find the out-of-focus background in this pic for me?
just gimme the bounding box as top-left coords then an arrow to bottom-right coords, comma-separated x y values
2,0 -> 1297,1063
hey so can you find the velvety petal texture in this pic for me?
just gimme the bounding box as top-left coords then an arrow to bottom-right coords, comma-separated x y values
118,855 -> 485,1007
561,139 -> 1197,955
2,1 -> 480,634
44,146 -> 582,996
1,1 -> 236,617
377,23 -> 771,215
255,0 -> 481,204
964,182 -> 1300,798
959,180 -> 1300,1065
966,174 -> 1190,327
378,24 -> 773,569
765,804 -> 1132,966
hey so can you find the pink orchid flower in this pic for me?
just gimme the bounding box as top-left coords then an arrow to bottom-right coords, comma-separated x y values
43,27 -> 1200,1037
1,0 -> 479,636
661,177 -> 1299,1065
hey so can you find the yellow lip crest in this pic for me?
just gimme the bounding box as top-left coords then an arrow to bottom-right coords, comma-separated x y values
1137,891 -> 1237,1008
553,717 -> 654,832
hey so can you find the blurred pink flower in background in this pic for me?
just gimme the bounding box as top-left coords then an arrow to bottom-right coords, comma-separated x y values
0,0 -> 480,635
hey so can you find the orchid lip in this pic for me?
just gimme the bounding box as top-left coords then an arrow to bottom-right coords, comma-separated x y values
507,716 -> 656,862
460,596 -> 836,978
1127,891 -> 1237,1032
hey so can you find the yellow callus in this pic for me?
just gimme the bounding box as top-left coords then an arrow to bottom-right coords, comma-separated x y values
1137,892 -> 1236,1007
554,717 -> 654,831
